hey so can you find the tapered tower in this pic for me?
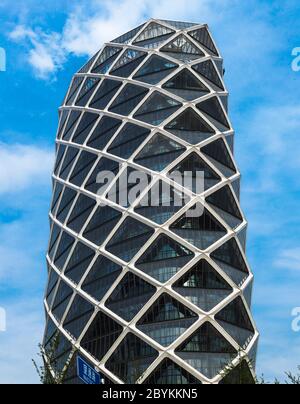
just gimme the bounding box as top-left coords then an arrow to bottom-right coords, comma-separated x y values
44,19 -> 259,384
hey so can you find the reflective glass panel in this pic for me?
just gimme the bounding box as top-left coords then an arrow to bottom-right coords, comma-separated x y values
134,91 -> 182,125
133,55 -> 178,85
83,205 -> 122,246
163,69 -> 209,101
188,27 -> 219,56
89,79 -> 122,110
106,272 -> 156,322
134,133 -> 185,171
106,333 -> 158,384
87,116 -> 122,151
82,255 -> 122,301
106,217 -> 154,262
136,234 -> 194,283
165,108 -> 215,144
110,49 -> 147,78
109,84 -> 149,116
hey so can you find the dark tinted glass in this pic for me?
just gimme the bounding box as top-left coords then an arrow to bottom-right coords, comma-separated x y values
81,311 -> 123,361
216,297 -> 254,332
56,187 -> 77,224
197,97 -> 230,129
92,46 -> 122,74
177,322 -> 236,353
105,272 -> 156,321
64,242 -> 95,284
72,112 -> 99,145
219,361 -> 255,385
59,148 -> 80,181
137,293 -> 197,346
87,116 -> 122,151
62,111 -> 81,141
48,223 -> 61,260
165,107 -> 215,144
136,234 -> 193,282
106,217 -> 154,262
135,180 -> 188,225
163,69 -> 209,101
89,79 -> 122,110
173,259 -> 232,311
83,205 -> 122,246
106,333 -> 158,384
107,123 -> 150,159
134,133 -> 185,171
188,27 -> 219,56
110,49 -> 147,78
161,35 -> 204,62
69,151 -> 97,187
170,205 -> 227,250
169,152 -> 221,192
175,322 -> 236,378
67,194 -> 96,233
144,359 -> 202,384
46,268 -> 59,308
82,255 -> 122,301
52,280 -> 73,322
133,22 -> 175,48
211,238 -> 249,286
207,186 -> 243,229
133,55 -> 178,85
54,232 -> 75,271
57,110 -> 70,139
54,145 -> 67,175
109,84 -> 149,116
75,78 -> 100,107
66,77 -> 84,105
51,182 -> 64,215
192,60 -> 224,90
215,297 -> 255,348
85,157 -> 120,195
134,92 -> 182,125
63,295 -> 94,339
201,138 -> 236,177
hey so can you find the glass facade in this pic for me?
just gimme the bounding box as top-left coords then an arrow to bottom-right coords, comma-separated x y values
44,19 -> 258,385
173,259 -> 233,312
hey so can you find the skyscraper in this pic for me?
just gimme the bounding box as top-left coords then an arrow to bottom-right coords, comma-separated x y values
44,19 -> 259,384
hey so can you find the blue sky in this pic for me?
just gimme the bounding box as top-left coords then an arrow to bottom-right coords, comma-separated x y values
0,0 -> 300,383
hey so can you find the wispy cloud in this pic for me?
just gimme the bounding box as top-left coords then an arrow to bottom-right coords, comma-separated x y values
9,26 -> 66,79
0,143 -> 53,194
237,105 -> 300,195
7,0 -> 232,79
0,297 -> 44,384
275,248 -> 300,271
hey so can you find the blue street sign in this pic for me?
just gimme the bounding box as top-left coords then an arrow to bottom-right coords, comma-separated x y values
77,356 -> 102,385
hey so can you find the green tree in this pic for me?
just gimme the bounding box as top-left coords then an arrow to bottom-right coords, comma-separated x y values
33,335 -> 74,385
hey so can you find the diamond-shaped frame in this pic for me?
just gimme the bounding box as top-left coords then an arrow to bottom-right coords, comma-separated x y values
44,18 -> 259,385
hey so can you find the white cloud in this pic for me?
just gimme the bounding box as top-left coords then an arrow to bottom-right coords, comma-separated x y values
0,298 -> 43,384
0,143 -> 53,194
9,25 -> 66,79
237,105 -> 300,195
275,248 -> 300,271
8,0 -> 232,79
61,0 -> 228,55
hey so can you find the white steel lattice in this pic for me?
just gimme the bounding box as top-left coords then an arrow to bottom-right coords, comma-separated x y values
44,19 -> 259,385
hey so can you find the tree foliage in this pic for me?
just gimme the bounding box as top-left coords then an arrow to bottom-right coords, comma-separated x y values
32,334 -> 74,385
